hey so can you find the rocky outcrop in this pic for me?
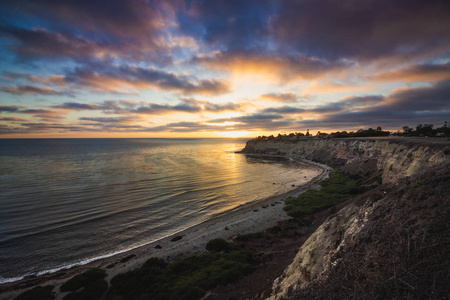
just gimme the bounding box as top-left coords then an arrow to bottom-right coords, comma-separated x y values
240,138 -> 450,300
241,138 -> 449,184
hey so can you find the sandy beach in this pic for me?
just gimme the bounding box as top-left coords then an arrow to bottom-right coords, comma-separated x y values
0,159 -> 331,300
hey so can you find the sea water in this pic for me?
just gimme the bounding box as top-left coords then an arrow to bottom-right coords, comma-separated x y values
0,138 -> 315,282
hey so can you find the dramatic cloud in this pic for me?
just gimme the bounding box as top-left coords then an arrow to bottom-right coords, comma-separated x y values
52,99 -> 243,116
387,80 -> 450,111
272,0 -> 450,62
195,51 -> 348,81
2,65 -> 232,96
0,26 -> 115,61
62,64 -> 232,95
0,0 -> 176,63
297,80 -> 450,129
177,0 -> 274,51
1,0 -> 449,137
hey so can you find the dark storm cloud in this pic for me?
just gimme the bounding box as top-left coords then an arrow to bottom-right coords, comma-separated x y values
298,80 -> 450,129
272,0 -> 450,59
4,0 -> 164,36
0,25 -> 114,61
177,0 -> 275,51
272,0 -> 450,61
181,0 -> 450,65
0,0 -> 172,63
388,80 -> 450,111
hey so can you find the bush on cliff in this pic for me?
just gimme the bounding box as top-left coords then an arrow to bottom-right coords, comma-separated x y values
206,238 -> 237,252
284,171 -> 359,218
60,268 -> 107,300
106,248 -> 254,300
14,285 -> 54,300
60,268 -> 106,292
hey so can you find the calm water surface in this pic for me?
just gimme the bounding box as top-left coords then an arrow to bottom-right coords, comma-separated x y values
0,138 -> 315,282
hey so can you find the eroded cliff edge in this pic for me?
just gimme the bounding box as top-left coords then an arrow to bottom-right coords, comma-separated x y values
241,138 -> 450,299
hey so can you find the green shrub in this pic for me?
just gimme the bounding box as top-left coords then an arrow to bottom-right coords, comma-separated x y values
60,268 -> 106,292
14,285 -> 54,300
205,238 -> 236,252
63,278 -> 107,300
120,254 -> 136,263
142,257 -> 167,269
106,250 -> 254,300
266,225 -> 282,234
170,235 -> 183,242
284,171 -> 360,218
234,232 -> 265,242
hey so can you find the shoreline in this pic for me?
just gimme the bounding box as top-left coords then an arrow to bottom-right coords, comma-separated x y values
0,159 -> 331,299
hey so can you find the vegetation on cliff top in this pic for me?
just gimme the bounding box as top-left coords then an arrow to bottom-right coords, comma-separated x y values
14,285 -> 54,300
284,171 -> 361,218
105,240 -> 253,300
60,268 -> 107,300
253,122 -> 449,140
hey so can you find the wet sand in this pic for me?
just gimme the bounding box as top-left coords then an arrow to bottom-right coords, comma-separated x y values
0,160 -> 331,300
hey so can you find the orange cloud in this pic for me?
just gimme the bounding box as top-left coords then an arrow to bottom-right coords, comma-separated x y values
195,51 -> 349,82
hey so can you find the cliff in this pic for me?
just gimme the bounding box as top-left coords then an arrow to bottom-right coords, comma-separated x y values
240,138 -> 449,184
241,137 -> 450,299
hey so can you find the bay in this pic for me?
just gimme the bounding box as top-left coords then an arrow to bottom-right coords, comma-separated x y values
0,138 -> 315,282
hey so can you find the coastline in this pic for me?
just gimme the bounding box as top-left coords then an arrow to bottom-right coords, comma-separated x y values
0,159 -> 331,300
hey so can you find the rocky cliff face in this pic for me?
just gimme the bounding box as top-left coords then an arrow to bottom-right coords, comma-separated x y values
241,138 -> 449,184
241,138 -> 450,299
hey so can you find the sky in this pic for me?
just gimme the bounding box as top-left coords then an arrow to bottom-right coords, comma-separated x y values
0,0 -> 449,138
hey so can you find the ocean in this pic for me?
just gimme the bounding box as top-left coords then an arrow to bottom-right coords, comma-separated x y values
0,138 -> 315,283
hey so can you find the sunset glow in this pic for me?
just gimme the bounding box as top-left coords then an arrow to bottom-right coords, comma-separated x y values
1,1 -> 449,138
